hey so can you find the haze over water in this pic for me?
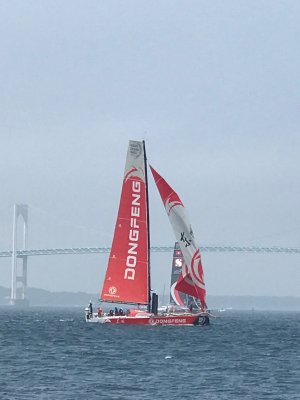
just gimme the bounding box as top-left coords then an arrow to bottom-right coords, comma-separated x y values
0,308 -> 299,399
1,1 -> 299,299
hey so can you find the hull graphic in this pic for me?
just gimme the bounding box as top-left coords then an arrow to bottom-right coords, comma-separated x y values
86,313 -> 206,326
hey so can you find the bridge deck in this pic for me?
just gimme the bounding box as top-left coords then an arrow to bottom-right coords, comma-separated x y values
1,245 -> 300,257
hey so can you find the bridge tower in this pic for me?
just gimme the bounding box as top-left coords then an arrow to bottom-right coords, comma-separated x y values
10,204 -> 29,306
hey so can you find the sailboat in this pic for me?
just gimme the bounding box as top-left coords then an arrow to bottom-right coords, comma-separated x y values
169,242 -> 195,309
85,140 -> 209,325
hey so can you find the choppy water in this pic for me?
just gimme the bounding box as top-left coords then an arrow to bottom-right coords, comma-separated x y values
0,308 -> 299,399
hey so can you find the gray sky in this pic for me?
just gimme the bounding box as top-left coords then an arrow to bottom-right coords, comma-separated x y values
0,1 -> 299,297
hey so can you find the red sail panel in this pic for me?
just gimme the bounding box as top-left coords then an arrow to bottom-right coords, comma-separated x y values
175,272 -> 199,298
175,266 -> 207,310
100,141 -> 149,305
150,165 -> 207,311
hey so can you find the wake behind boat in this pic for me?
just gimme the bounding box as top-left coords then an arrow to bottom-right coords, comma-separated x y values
85,140 -> 209,326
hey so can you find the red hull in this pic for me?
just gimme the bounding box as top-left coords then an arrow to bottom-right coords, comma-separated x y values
89,313 -> 204,326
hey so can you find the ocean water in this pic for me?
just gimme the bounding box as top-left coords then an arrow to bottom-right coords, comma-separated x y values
0,308 -> 299,400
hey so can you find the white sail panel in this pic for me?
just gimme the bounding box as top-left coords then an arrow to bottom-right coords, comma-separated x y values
150,166 -> 207,311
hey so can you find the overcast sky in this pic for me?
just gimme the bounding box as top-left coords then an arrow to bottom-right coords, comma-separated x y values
0,1 -> 299,298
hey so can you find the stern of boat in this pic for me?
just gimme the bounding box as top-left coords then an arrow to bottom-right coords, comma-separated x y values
197,313 -> 210,326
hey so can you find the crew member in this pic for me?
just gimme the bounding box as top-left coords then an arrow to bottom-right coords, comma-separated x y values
89,301 -> 93,317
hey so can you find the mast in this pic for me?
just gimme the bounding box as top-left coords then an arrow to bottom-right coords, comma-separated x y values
143,140 -> 151,312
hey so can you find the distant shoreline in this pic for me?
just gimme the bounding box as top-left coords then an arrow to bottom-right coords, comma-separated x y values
1,285 -> 299,310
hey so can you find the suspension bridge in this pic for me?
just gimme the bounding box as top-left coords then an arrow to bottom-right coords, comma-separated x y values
1,204 -> 299,306
1,245 -> 300,258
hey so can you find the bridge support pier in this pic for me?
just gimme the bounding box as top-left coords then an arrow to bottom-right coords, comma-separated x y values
10,204 -> 29,307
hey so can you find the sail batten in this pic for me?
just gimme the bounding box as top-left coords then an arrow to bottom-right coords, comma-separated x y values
150,166 -> 207,311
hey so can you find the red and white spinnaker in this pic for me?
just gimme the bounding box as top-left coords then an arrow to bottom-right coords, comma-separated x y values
150,166 -> 207,311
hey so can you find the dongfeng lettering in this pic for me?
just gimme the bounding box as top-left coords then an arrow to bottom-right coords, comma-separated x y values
124,180 -> 141,280
149,318 -> 187,324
